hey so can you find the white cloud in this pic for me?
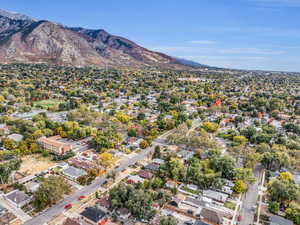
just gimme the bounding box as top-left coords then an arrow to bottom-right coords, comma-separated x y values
188,40 -> 217,45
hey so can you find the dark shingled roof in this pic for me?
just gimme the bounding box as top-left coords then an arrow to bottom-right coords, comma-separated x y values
80,207 -> 106,223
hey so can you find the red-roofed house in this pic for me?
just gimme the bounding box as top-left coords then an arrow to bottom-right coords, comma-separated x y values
138,170 -> 153,179
213,99 -> 222,107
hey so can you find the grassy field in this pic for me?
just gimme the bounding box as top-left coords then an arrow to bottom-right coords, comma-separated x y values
34,99 -> 62,109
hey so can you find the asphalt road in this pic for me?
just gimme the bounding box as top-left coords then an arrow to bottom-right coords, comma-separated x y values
24,118 -> 201,225
23,145 -> 155,225
239,165 -> 263,225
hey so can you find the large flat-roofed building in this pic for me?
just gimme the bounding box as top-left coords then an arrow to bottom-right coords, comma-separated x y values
38,135 -> 72,155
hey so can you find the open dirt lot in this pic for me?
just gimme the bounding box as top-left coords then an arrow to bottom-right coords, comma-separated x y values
19,155 -> 56,176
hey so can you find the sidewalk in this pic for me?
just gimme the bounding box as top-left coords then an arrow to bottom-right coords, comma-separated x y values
0,195 -> 32,222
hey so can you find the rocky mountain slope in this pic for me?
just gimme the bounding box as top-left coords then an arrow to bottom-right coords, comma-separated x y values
0,9 -> 201,69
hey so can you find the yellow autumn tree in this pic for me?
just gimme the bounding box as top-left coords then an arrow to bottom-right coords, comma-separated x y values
98,152 -> 114,168
279,171 -> 293,182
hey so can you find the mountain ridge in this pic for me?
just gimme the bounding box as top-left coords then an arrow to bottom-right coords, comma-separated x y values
0,9 -> 204,69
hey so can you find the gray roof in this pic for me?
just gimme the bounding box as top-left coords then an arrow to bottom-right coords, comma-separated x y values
183,197 -> 205,208
7,134 -> 23,142
63,166 -> 87,179
152,158 -> 165,164
25,181 -> 40,193
145,163 -> 160,171
6,190 -> 31,204
202,189 -> 228,202
177,150 -> 194,159
270,215 -> 293,225
294,174 -> 300,186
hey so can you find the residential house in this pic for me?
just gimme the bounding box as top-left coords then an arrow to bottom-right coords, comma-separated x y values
219,118 -> 232,127
0,124 -> 9,135
63,218 -> 83,225
168,145 -> 179,152
152,158 -> 165,165
145,163 -> 160,172
5,190 -> 32,208
269,119 -> 282,129
62,166 -> 87,181
117,208 -> 131,220
38,135 -> 72,155
200,208 -> 222,225
270,215 -> 293,225
25,181 -> 40,193
78,150 -> 98,161
293,174 -> 300,187
96,196 -> 111,212
126,137 -> 143,148
165,180 -> 178,189
179,197 -> 205,215
177,150 -> 194,161
7,134 -> 23,143
80,207 -> 108,225
138,170 -> 153,179
57,162 -> 69,170
202,190 -> 228,203
187,184 -> 199,192
68,158 -> 96,170
127,175 -> 145,184
277,113 -> 291,121
223,179 -> 234,188
216,185 -> 233,195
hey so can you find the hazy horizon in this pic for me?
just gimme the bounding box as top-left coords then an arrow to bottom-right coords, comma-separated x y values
2,0 -> 300,72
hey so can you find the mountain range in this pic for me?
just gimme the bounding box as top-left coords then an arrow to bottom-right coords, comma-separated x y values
0,9 -> 205,69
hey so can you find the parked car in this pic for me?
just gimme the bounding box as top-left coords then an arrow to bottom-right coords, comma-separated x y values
78,195 -> 86,200
64,204 -> 72,209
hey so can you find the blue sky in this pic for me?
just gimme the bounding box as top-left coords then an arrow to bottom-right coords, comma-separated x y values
2,0 -> 300,71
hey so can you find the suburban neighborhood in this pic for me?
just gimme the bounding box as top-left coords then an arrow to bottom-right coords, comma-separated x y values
0,65 -> 299,225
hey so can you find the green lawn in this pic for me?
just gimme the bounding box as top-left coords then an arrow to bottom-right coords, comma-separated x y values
224,201 -> 237,210
181,186 -> 201,195
34,99 -> 62,109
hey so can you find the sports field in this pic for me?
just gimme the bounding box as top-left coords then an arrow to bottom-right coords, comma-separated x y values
34,99 -> 62,109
